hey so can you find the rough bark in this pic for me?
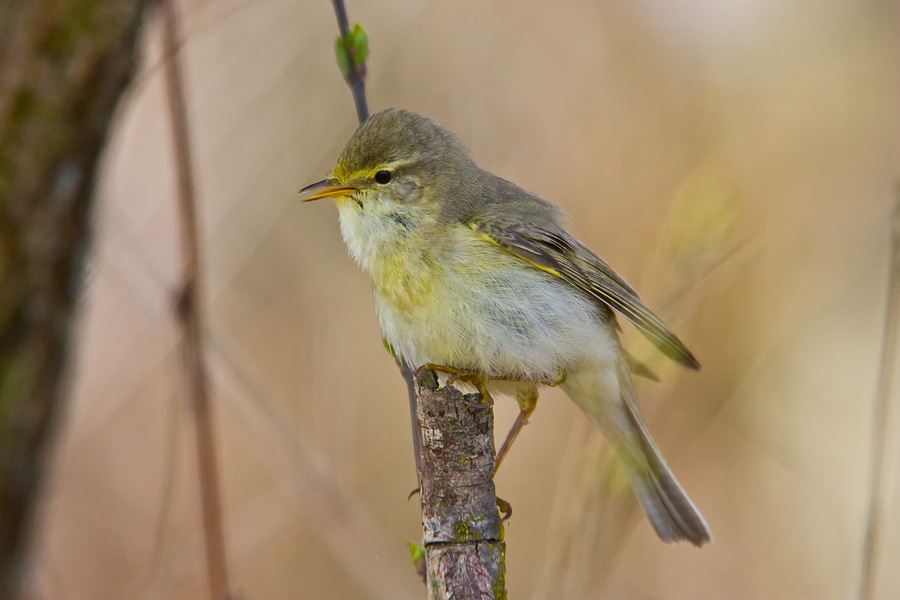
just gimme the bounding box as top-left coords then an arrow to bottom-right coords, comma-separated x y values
0,1 -> 150,596
414,369 -> 507,600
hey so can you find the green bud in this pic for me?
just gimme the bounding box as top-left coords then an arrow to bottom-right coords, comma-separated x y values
334,23 -> 369,78
408,541 -> 425,565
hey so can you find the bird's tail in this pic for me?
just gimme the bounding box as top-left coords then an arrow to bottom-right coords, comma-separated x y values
617,383 -> 712,546
562,356 -> 712,546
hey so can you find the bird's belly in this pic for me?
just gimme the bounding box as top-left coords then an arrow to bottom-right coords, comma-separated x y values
374,258 -> 612,382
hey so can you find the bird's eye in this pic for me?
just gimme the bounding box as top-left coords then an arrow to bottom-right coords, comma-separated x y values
374,170 -> 393,184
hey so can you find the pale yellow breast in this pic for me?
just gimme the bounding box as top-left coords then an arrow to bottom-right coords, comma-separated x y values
371,224 -> 612,382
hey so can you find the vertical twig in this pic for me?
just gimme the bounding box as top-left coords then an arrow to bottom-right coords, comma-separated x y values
325,3 -> 505,595
329,0 -> 420,479
858,189 -> 900,600
396,359 -> 424,485
330,0 -> 428,529
331,0 -> 369,123
330,0 -> 420,482
160,2 -> 232,599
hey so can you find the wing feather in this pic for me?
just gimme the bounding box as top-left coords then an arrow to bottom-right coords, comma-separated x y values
470,218 -> 700,370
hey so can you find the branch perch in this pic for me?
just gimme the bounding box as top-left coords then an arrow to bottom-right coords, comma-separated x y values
414,369 -> 507,600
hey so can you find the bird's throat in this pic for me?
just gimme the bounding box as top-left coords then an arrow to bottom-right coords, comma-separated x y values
336,200 -> 438,309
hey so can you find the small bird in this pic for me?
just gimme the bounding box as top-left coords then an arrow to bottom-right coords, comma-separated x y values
300,108 -> 711,546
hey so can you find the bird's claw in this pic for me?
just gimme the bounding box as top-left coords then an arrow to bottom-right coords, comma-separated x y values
496,496 -> 512,521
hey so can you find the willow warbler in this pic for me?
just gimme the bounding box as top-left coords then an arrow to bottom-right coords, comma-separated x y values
300,108 -> 711,546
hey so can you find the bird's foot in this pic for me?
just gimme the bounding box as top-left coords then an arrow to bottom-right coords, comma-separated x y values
417,364 -> 494,406
540,370 -> 567,387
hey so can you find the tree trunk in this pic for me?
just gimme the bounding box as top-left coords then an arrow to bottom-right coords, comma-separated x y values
0,1 -> 150,596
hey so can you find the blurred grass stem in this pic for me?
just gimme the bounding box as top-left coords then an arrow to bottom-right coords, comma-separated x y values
160,1 -> 233,599
858,189 -> 900,600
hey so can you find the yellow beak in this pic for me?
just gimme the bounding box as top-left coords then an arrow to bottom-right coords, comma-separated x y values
298,178 -> 359,202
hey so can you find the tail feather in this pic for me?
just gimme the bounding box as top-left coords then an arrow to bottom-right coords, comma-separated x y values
561,354 -> 712,546
619,402 -> 711,545
617,359 -> 711,546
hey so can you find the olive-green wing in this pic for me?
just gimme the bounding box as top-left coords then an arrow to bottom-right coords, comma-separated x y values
469,218 -> 700,370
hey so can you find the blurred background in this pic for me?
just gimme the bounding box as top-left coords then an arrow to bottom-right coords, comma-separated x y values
17,0 -> 900,598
